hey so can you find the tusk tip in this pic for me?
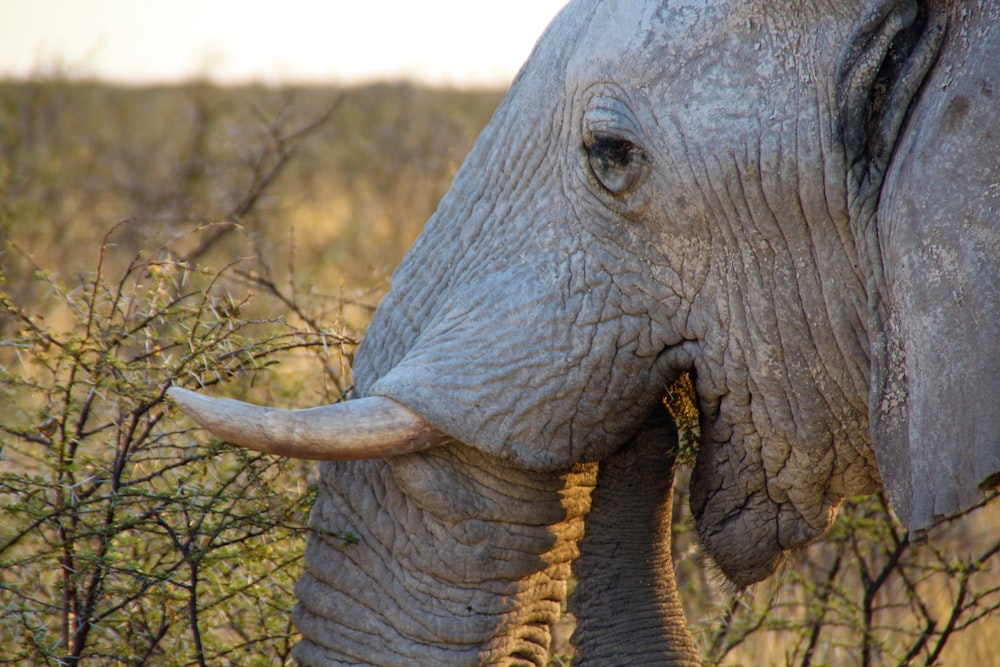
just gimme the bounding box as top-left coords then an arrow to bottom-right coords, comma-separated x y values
167,385 -> 196,402
168,386 -> 214,414
167,385 -> 248,428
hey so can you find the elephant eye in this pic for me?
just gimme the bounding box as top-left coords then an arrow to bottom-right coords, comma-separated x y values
585,133 -> 647,195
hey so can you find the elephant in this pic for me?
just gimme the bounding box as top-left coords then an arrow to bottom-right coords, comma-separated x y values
169,0 -> 1000,664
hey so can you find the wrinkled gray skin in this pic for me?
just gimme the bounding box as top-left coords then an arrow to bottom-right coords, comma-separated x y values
292,0 -> 1000,664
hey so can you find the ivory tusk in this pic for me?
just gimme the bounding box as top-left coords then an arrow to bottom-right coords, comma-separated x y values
168,387 -> 451,460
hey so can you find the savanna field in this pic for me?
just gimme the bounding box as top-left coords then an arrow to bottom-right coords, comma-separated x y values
1,81 -> 998,665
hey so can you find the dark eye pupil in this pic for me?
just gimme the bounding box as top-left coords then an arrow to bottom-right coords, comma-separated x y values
591,137 -> 635,168
586,135 -> 646,195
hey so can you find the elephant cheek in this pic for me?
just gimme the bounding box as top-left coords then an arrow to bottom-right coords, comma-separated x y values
873,29 -> 1000,533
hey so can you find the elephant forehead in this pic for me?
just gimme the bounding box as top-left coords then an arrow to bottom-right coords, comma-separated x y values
563,0 -> 863,135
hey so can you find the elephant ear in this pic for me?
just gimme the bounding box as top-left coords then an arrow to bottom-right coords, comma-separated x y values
870,302 -> 1000,541
869,9 -> 1000,537
837,0 -> 946,197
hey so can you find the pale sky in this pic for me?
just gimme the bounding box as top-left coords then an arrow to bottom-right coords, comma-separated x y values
0,0 -> 569,87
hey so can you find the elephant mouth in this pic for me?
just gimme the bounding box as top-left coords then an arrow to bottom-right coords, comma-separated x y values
167,387 -> 453,459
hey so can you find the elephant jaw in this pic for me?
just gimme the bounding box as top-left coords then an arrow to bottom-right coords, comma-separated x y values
167,387 -> 452,460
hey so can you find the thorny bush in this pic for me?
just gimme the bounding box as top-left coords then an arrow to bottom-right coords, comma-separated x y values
0,82 -> 361,666
0,222 -> 358,666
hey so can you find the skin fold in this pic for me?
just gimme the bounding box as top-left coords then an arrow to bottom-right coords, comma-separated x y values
172,1 -> 999,663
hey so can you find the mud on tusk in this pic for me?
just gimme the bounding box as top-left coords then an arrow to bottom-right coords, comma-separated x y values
167,387 -> 451,460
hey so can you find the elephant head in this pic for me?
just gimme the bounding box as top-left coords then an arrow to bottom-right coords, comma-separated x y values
170,0 -> 1000,664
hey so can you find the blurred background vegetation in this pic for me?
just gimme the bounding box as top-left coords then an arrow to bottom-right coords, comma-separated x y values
0,80 -> 997,666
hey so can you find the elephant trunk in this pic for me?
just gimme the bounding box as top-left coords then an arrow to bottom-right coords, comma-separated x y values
569,414 -> 700,666
872,7 -> 1000,535
293,445 -> 598,666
